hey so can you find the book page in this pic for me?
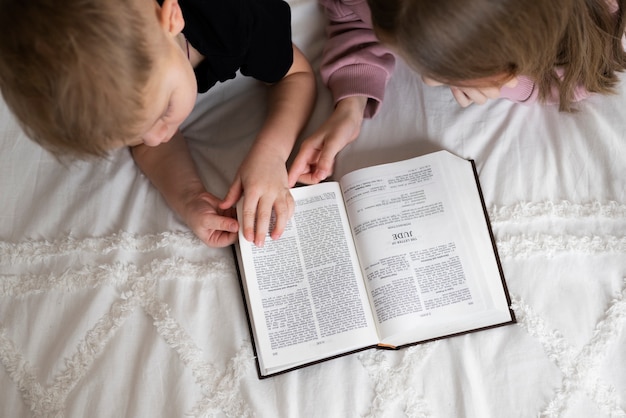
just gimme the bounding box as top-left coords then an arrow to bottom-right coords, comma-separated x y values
235,182 -> 378,375
339,151 -> 511,347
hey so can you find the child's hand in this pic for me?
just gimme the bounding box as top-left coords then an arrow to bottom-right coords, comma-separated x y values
182,191 -> 239,247
422,75 -> 518,107
221,146 -> 294,247
447,85 -> 501,107
288,96 -> 367,186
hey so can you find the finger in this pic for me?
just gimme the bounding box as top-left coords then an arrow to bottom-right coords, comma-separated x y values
196,214 -> 239,247
269,193 -> 294,240
215,213 -> 239,234
463,88 -> 488,105
295,172 -> 319,185
198,192 -> 224,210
240,190 -> 260,243
201,210 -> 239,234
288,148 -> 316,187
314,134 -> 351,182
450,87 -> 473,107
205,230 -> 238,248
213,231 -> 238,247
220,177 -> 243,210
220,204 -> 237,219
251,196 -> 273,247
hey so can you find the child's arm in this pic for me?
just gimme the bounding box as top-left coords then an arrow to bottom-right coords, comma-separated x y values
287,0 -> 395,186
220,45 -> 316,247
131,131 -> 239,247
317,0 -> 395,118
287,96 -> 367,186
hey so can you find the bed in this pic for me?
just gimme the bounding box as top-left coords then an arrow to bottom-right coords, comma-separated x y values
1,0 -> 624,416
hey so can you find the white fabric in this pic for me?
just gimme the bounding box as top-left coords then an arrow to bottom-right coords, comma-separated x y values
1,1 -> 625,417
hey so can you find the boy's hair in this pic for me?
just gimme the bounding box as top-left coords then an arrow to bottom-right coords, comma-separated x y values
0,0 -> 155,156
369,0 -> 626,111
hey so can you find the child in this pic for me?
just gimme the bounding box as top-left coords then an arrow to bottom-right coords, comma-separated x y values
0,0 -> 316,248
288,0 -> 626,186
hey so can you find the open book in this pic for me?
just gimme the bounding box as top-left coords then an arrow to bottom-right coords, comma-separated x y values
234,150 -> 515,378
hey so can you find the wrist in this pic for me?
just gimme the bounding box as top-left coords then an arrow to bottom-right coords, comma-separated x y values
177,180 -> 208,217
336,96 -> 368,118
251,135 -> 292,164
334,97 -> 367,131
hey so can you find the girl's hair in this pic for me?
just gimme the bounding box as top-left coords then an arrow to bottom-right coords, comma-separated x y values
0,0 -> 155,156
368,0 -> 626,111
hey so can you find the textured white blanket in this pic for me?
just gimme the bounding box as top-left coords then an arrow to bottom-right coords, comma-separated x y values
1,0 -> 624,417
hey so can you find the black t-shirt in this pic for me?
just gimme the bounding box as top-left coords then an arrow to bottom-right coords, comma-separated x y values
170,0 -> 293,93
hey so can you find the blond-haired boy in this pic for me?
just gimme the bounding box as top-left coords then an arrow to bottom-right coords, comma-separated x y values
0,0 -> 316,247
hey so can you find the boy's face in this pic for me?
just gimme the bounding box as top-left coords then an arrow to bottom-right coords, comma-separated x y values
120,0 -> 197,148
131,37 -> 197,147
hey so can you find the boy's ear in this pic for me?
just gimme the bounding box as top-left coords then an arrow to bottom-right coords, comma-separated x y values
157,0 -> 185,35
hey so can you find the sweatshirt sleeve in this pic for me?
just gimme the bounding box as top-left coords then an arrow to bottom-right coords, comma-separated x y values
499,76 -> 538,103
318,0 -> 396,118
498,73 -> 590,105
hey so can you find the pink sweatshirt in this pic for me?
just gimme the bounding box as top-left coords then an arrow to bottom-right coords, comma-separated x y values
318,0 -> 612,115
318,0 -> 394,118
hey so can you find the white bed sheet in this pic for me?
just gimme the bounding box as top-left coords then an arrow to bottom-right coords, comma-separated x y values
1,1 -> 625,417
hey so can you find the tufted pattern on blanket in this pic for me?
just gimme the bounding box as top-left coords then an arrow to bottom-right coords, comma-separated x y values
1,0 -> 625,416
1,199 -> 624,417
